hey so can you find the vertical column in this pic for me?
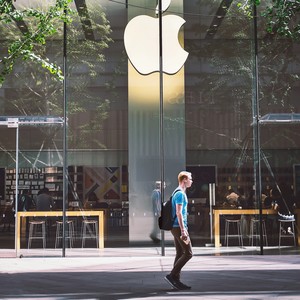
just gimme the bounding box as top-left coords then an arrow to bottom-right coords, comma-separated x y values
127,0 -> 186,243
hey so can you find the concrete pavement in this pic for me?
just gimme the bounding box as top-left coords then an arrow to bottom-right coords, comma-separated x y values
0,247 -> 300,299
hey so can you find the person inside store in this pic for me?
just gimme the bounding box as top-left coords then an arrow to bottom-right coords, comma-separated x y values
13,189 -> 34,212
225,188 -> 240,207
149,180 -> 165,243
236,187 -> 246,207
17,189 -> 34,235
263,188 -> 273,208
36,187 -> 54,211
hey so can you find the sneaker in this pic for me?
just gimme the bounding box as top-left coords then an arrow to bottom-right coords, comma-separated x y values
287,227 -> 294,235
164,274 -> 181,290
177,280 -> 191,290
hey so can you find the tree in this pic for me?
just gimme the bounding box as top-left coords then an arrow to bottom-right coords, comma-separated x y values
238,0 -> 300,40
0,0 -> 113,149
0,0 -> 72,87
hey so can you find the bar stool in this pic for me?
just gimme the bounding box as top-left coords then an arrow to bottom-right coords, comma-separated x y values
55,220 -> 75,248
81,219 -> 99,248
224,218 -> 243,247
279,218 -> 296,247
249,218 -> 268,246
28,220 -> 46,249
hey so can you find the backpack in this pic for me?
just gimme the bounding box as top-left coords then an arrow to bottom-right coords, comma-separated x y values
158,189 -> 180,231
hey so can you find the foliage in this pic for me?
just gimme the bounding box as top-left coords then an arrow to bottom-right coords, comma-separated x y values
0,0 -> 73,87
185,1 -> 300,155
238,0 -> 300,40
0,1 -> 113,149
263,0 -> 300,39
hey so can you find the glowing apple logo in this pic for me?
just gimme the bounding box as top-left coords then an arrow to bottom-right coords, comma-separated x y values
124,0 -> 188,75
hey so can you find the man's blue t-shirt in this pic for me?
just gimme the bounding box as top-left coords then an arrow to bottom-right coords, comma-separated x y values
172,189 -> 188,228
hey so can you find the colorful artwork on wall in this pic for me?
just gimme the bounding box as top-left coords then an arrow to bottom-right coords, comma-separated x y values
84,167 -> 121,202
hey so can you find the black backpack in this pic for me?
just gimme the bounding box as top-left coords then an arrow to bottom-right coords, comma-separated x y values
158,189 -> 180,231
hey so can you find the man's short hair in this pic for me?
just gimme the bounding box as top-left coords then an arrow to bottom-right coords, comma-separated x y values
178,171 -> 192,183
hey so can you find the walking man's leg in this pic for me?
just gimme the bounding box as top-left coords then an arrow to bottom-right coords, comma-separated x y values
165,227 -> 193,290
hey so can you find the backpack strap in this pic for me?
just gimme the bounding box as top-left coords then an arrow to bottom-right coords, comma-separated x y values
172,189 -> 182,197
171,189 -> 182,218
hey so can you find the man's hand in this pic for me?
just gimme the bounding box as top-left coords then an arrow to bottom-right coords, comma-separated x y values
181,228 -> 188,238
180,230 -> 190,245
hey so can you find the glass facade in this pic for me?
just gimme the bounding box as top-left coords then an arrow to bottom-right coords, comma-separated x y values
0,0 -> 299,257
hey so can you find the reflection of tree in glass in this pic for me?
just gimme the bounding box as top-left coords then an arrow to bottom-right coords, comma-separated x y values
185,2 -> 299,152
238,0 -> 300,40
0,0 -> 72,85
1,2 -> 112,149
61,5 -> 113,149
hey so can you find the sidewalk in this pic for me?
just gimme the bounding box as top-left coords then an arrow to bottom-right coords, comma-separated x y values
1,247 -> 300,299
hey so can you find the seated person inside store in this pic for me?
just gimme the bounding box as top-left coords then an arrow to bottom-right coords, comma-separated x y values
223,189 -> 242,221
263,189 -> 274,209
225,189 -> 240,207
13,189 -> 34,212
35,188 -> 55,234
12,189 -> 34,237
226,187 -> 248,208
36,187 -> 54,211
225,187 -> 252,208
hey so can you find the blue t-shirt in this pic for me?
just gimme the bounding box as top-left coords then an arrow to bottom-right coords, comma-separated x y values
151,189 -> 161,215
172,189 -> 188,228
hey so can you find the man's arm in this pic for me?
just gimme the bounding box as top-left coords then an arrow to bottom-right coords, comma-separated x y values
176,203 -> 188,238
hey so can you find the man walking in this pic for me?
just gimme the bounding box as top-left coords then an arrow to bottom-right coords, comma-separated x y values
165,171 -> 193,290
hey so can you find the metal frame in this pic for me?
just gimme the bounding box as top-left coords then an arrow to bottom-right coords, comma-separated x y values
0,116 -> 64,256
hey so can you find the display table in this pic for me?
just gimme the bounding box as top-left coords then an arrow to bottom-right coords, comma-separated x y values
213,208 -> 278,248
17,210 -> 105,250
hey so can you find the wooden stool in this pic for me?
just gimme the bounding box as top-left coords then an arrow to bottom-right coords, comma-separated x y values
28,220 -> 46,249
224,218 -> 243,247
279,218 -> 296,247
81,219 -> 99,248
55,220 -> 75,248
249,218 -> 268,246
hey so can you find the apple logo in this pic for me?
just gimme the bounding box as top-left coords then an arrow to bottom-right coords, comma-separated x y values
124,1 -> 188,75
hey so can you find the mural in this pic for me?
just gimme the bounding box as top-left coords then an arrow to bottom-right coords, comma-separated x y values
84,167 -> 121,204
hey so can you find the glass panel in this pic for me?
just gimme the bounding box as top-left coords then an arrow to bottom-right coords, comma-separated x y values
1,0 -> 299,257
257,23 -> 300,248
0,127 -> 16,255
17,125 -> 64,257
0,0 -> 65,256
183,1 -> 256,250
65,0 -> 128,253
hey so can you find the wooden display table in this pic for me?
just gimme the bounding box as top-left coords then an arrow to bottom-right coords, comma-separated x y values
213,208 -> 278,248
17,210 -> 104,250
